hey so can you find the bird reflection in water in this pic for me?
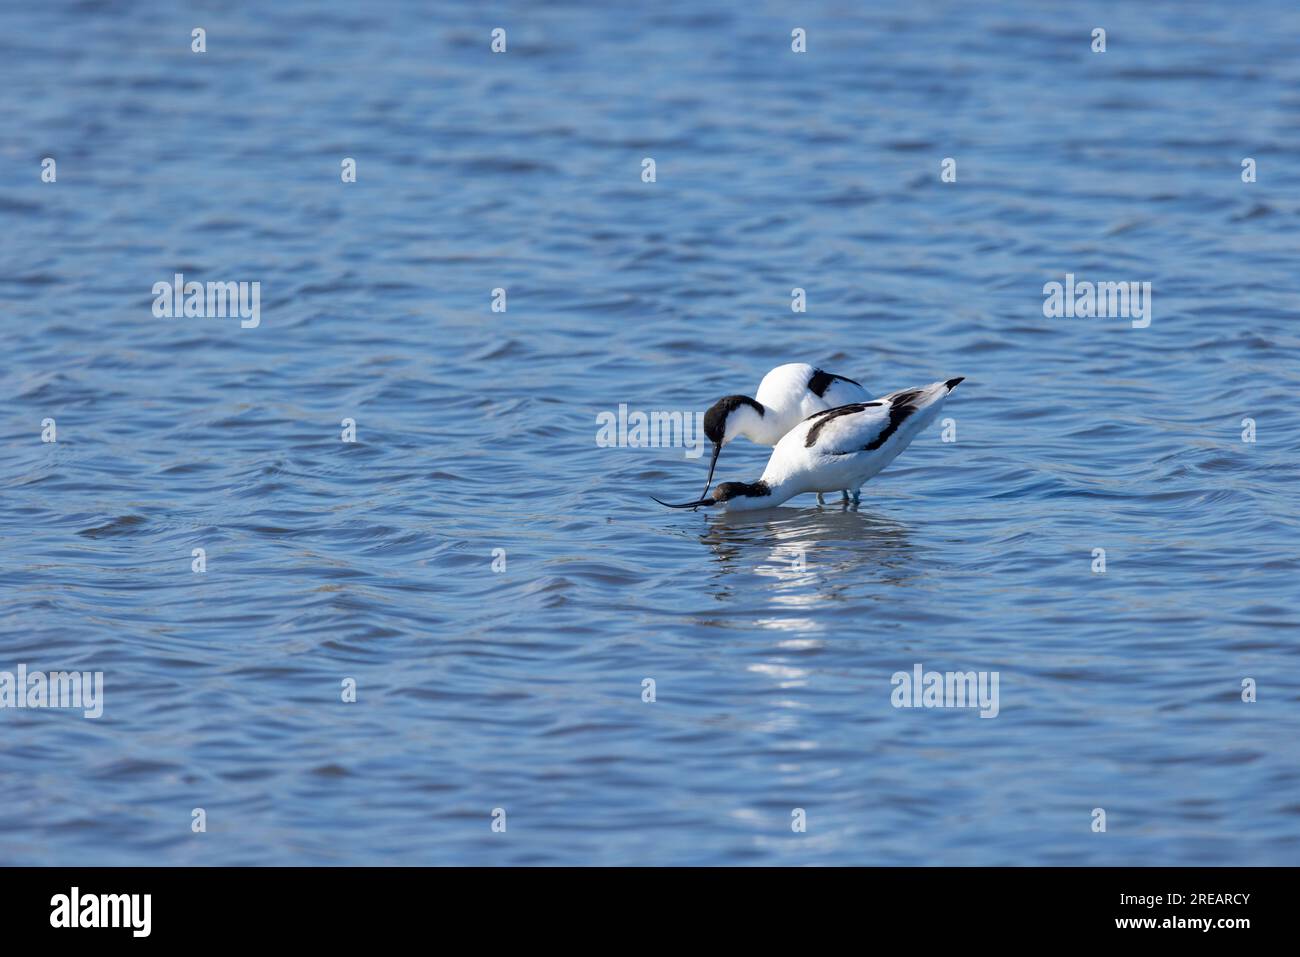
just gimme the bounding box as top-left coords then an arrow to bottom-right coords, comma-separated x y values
696,507 -> 920,609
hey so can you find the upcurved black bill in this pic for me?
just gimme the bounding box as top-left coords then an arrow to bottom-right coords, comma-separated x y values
694,442 -> 722,511
652,495 -> 716,509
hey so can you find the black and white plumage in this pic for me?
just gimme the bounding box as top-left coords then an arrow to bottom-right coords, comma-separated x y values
656,378 -> 963,512
698,362 -> 870,505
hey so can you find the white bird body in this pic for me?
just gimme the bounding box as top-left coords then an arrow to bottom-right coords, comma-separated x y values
697,363 -> 870,501
657,378 -> 963,512
751,362 -> 870,442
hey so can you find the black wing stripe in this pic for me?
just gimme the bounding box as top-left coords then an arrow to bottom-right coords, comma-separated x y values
814,390 -> 925,455
804,402 -> 880,447
861,390 -> 924,452
807,368 -> 863,397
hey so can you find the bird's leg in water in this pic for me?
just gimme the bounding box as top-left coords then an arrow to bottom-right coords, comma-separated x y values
841,489 -> 850,503
851,487 -> 861,506
816,493 -> 826,506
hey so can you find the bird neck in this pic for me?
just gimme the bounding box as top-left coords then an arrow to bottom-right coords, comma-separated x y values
762,472 -> 803,504
732,402 -> 788,446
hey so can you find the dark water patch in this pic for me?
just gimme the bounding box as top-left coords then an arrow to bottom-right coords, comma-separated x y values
77,515 -> 148,538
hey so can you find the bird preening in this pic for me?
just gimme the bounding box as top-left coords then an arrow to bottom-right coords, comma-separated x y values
652,364 -> 963,512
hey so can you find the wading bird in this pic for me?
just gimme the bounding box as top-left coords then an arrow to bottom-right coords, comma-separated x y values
699,363 -> 869,506
655,378 -> 963,512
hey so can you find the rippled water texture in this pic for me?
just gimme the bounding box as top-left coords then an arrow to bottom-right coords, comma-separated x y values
1,1 -> 1298,865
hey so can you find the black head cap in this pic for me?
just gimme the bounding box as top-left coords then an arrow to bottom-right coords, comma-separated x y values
703,395 -> 764,444
711,480 -> 771,502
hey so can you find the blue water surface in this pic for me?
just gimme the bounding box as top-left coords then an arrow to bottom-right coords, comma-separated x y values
1,1 -> 1298,865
